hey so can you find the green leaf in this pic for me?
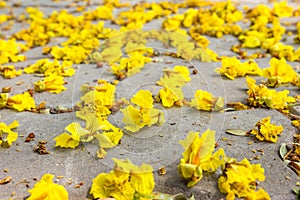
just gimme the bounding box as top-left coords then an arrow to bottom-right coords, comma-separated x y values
279,143 -> 288,160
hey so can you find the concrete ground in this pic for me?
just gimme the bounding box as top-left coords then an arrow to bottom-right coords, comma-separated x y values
0,0 -> 300,199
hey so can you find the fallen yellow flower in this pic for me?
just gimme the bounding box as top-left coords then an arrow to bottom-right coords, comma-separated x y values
250,116 -> 283,143
218,158 -> 270,200
263,57 -> 298,87
0,120 -> 19,147
0,65 -> 22,79
216,57 -> 262,80
24,59 -> 75,77
27,174 -> 69,200
6,92 -> 36,112
90,158 -> 154,199
111,50 -> 152,78
54,122 -> 86,148
178,129 -> 225,187
0,39 -> 26,65
189,89 -> 224,111
122,90 -> 165,132
246,76 -> 295,111
157,66 -> 191,107
34,74 -> 66,94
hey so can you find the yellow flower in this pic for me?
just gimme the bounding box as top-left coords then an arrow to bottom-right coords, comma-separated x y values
292,120 -> 300,128
0,93 -> 8,109
0,39 -> 26,65
90,158 -> 154,199
0,65 -> 22,79
272,1 -> 293,18
218,158 -> 270,200
6,92 -> 36,112
246,76 -> 295,111
0,1 -> 7,8
51,46 -> 90,64
27,174 -> 68,200
178,130 -> 225,187
158,87 -> 182,108
83,5 -> 113,20
54,122 -> 86,148
34,75 -> 66,94
216,57 -> 262,80
24,59 -> 75,77
157,66 -> 191,107
0,120 -> 19,147
121,90 -> 164,132
94,80 -> 116,108
111,50 -> 152,78
263,57 -> 298,87
189,90 -> 224,111
268,43 -> 295,61
250,117 -> 283,143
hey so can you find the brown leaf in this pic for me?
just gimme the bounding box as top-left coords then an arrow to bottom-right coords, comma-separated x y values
0,176 -> 12,184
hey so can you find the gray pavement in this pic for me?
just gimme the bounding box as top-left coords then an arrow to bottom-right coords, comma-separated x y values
0,0 -> 300,200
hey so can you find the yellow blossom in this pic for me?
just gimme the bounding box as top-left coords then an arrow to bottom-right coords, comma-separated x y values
34,75 -> 66,94
6,92 -> 36,112
263,57 -> 298,87
250,116 -> 283,143
189,90 -> 224,111
178,130 -> 225,187
218,158 -> 270,200
54,122 -> 87,148
83,6 -> 113,20
268,43 -> 296,61
216,57 -> 262,80
292,120 -> 300,128
51,46 -> 90,64
0,1 -> 7,8
246,76 -> 295,111
111,50 -> 152,78
122,90 -> 165,132
0,65 -> 22,79
90,158 -> 154,199
27,174 -> 68,200
24,59 -> 75,77
272,1 -> 293,18
157,66 -> 191,107
0,120 -> 19,147
0,93 -> 8,109
0,39 -> 26,65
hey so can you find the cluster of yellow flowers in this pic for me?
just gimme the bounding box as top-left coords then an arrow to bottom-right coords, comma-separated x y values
0,92 -> 36,112
240,2 -> 300,61
2,0 -> 300,198
163,1 -> 243,39
250,116 -> 283,143
0,120 -> 19,147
